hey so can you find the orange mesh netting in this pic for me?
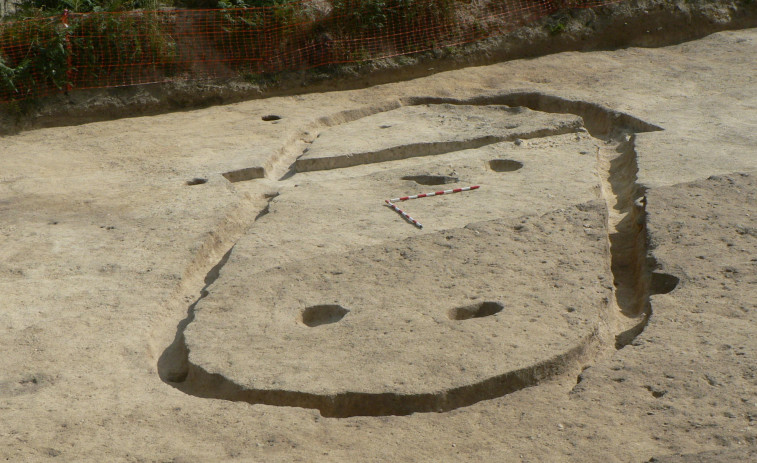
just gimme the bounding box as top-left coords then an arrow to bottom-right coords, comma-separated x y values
0,1 -> 619,102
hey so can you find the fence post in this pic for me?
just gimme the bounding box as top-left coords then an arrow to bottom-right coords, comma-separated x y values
62,9 -> 73,93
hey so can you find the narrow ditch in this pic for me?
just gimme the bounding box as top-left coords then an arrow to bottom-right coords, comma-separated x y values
405,93 -> 663,136
232,91 -> 662,181
156,192 -> 276,385
270,103 -> 407,180
597,135 -> 655,348
169,323 -> 600,417
158,247 -> 233,383
159,92 -> 677,416
213,102 -> 406,183
294,125 -> 581,172
289,91 -> 661,174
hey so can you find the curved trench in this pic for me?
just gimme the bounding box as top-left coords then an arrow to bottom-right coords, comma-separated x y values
157,91 -> 678,417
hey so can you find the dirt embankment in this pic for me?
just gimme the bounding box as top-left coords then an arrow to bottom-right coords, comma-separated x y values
1,0 -> 755,134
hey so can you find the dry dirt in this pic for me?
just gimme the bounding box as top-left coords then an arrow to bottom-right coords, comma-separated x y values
1,28 -> 756,462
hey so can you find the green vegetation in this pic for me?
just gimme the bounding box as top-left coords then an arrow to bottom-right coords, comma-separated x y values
0,16 -> 68,99
547,14 -> 568,35
331,0 -> 454,33
71,12 -> 178,86
0,0 -> 635,103
0,0 -> 305,100
0,0 -> 451,101
7,0 -> 168,16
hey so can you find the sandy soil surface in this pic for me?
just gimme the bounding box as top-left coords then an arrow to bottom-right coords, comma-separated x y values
1,28 -> 756,461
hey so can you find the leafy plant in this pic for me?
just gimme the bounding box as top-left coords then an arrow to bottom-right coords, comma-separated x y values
0,16 -> 69,100
332,0 -> 454,33
70,11 -> 178,86
11,0 -> 170,14
328,0 -> 456,65
332,0 -> 388,31
547,14 -> 568,35
0,56 -> 27,94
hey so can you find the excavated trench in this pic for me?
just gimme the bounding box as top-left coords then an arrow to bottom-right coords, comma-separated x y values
158,92 -> 679,417
295,126 -> 580,172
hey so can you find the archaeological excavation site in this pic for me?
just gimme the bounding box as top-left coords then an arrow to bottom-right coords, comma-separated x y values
1,0 -> 756,461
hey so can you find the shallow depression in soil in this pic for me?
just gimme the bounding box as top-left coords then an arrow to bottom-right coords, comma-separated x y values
448,302 -> 504,320
401,175 -> 459,185
489,159 -> 523,172
301,305 -> 350,327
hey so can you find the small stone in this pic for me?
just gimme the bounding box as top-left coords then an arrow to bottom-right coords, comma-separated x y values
514,139 -> 523,146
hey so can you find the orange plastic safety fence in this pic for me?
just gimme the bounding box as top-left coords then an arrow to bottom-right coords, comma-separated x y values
0,1 -> 620,102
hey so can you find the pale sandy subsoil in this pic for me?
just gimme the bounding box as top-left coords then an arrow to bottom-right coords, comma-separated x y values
0,29 -> 756,462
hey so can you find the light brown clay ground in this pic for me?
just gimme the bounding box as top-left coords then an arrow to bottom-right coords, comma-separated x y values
1,29 -> 756,462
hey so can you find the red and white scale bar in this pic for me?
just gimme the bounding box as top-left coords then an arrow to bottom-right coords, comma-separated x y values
385,200 -> 423,229
385,185 -> 480,229
389,185 -> 480,202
